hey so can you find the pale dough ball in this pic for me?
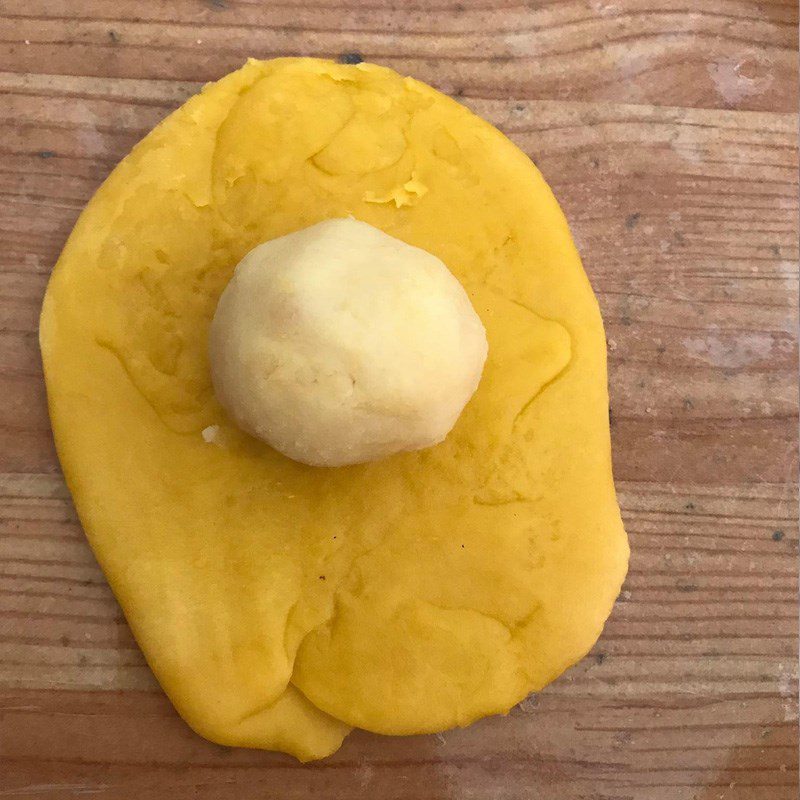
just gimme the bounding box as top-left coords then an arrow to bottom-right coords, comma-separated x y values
209,218 -> 488,467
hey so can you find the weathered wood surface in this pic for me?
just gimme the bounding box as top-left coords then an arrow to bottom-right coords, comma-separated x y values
0,1 -> 797,798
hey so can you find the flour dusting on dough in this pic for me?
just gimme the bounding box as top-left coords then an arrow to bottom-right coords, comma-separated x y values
201,424 -> 220,444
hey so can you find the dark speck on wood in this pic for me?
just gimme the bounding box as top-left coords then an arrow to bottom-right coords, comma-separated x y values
614,730 -> 633,746
625,212 -> 641,230
772,530 -> 785,541
338,52 -> 363,65
39,150 -> 55,158
108,29 -> 120,43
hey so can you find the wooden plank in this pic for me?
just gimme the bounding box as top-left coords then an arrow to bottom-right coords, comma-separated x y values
0,0 -> 796,112
0,691 -> 796,799
0,2 -> 797,797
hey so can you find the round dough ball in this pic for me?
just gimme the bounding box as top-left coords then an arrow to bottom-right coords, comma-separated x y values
209,218 -> 488,467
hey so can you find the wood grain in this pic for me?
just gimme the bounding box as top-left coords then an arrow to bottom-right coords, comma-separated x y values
0,1 -> 797,798
0,0 -> 797,111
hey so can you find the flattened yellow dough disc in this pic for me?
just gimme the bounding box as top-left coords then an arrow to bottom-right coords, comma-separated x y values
40,58 -> 629,758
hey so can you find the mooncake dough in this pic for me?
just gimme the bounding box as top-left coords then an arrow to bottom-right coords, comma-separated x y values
209,218 -> 488,467
40,58 -> 629,759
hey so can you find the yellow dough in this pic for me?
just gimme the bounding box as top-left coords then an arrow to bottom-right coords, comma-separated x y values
40,58 -> 629,759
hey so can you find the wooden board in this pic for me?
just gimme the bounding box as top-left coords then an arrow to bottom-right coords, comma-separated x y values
0,1 -> 797,797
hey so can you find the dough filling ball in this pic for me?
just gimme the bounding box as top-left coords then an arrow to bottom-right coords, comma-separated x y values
209,218 -> 488,466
